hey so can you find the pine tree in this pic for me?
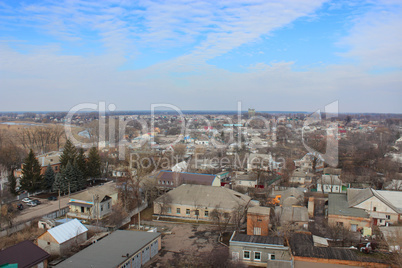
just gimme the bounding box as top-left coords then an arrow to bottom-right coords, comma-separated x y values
60,139 -> 77,169
7,170 -> 18,196
43,164 -> 55,192
21,149 -> 43,193
87,147 -> 101,178
73,160 -> 86,190
64,161 -> 77,193
76,148 -> 88,179
52,173 -> 62,193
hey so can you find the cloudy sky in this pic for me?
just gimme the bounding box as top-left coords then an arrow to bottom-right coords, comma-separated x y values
0,0 -> 401,113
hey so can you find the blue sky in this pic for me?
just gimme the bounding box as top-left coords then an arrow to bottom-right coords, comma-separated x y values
0,0 -> 401,113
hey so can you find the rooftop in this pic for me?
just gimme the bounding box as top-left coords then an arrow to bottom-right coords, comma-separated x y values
230,232 -> 284,246
0,241 -> 50,268
70,181 -> 118,203
328,193 -> 369,218
156,170 -> 216,186
46,219 -> 88,244
56,230 -> 160,268
247,206 -> 271,215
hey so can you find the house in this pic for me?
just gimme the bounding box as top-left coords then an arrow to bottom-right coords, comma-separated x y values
155,170 -> 220,189
36,151 -> 62,175
38,219 -> 88,256
56,230 -> 161,268
347,188 -> 402,225
290,169 -> 314,185
294,153 -> 324,173
229,232 -> 292,267
289,233 -> 390,267
327,193 -> 370,231
233,174 -> 257,188
0,240 -> 50,268
67,182 -> 118,220
317,174 -> 343,193
280,188 -> 304,207
247,206 -> 271,236
153,184 -> 251,223
274,206 -> 309,230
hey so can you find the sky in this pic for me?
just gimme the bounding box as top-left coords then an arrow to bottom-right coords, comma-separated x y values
0,0 -> 401,113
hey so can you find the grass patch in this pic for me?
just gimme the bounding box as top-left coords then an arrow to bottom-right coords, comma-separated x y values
0,224 -> 45,250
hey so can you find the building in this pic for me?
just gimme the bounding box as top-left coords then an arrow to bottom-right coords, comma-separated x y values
317,174 -> 343,193
379,226 -> 402,252
229,232 -> 292,267
247,206 -> 271,236
0,240 -> 50,268
155,170 -> 220,189
247,153 -> 282,173
327,193 -> 370,232
294,153 -> 324,173
153,184 -> 251,223
347,188 -> 402,226
275,206 -> 309,230
290,233 -> 390,267
67,182 -> 118,220
290,169 -> 314,185
38,219 -> 88,256
280,188 -> 304,207
56,230 -> 161,268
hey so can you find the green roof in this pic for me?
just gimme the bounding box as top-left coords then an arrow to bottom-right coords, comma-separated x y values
328,193 -> 369,218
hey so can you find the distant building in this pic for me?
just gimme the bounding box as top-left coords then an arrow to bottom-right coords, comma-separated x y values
248,108 -> 256,117
294,153 -> 324,173
0,240 -> 50,268
317,174 -> 343,193
229,232 -> 292,267
56,230 -> 161,268
38,219 -> 88,256
153,184 -> 251,223
247,206 -> 271,236
155,170 -> 220,189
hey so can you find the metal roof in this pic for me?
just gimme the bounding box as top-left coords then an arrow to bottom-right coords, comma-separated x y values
328,193 -> 369,218
48,219 -> 88,244
0,241 -> 50,268
56,230 -> 161,268
231,232 -> 284,245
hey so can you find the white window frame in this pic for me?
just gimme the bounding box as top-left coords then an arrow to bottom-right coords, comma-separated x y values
268,253 -> 276,260
254,251 -> 261,261
243,250 -> 250,260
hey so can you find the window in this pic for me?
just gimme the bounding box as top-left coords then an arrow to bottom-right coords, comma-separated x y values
186,209 -> 190,215
177,208 -> 181,214
158,180 -> 161,184
335,186 -> 338,191
373,207 -> 377,212
205,210 -> 209,217
269,254 -> 275,260
107,202 -> 110,209
100,205 -> 103,212
257,218 -> 262,222
167,207 -> 171,213
254,252 -> 261,261
253,227 -> 261,235
81,207 -> 85,213
336,222 -> 343,226
386,215 -> 391,220
195,210 -> 199,216
162,181 -> 165,184
243,251 -> 250,260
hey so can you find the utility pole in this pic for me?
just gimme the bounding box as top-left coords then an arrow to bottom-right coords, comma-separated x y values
58,189 -> 61,215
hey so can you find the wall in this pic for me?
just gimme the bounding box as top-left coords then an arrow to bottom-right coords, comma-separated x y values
230,243 -> 291,267
328,214 -> 370,230
354,196 -> 399,224
247,213 -> 269,236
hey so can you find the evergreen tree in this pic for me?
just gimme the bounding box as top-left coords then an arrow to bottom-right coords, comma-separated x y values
63,161 -> 77,193
73,160 -> 86,190
7,170 -> 18,196
43,164 -> 55,191
76,148 -> 88,179
21,149 -> 43,193
87,147 -> 101,178
60,139 -> 77,169
52,173 -> 62,193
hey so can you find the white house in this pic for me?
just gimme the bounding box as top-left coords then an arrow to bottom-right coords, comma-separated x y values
317,175 -> 343,193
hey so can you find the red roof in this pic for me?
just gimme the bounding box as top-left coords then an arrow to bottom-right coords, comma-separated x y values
0,241 -> 50,268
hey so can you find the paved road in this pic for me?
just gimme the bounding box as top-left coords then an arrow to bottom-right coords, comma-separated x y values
14,196 -> 71,223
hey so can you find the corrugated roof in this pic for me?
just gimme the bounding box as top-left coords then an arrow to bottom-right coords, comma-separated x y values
156,170 -> 216,186
231,232 -> 284,245
0,241 -> 50,268
70,181 -> 118,203
48,219 -> 88,244
328,193 -> 369,218
248,206 -> 271,215
56,230 -> 160,267
154,184 -> 251,210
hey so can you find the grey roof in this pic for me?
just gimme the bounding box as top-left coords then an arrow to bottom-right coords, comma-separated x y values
277,206 -> 309,223
154,184 -> 251,210
231,232 -> 284,245
318,175 -> 342,185
56,230 -> 160,268
323,167 -> 342,175
47,219 -> 88,244
281,188 -> 304,206
70,182 -> 118,203
347,188 -> 401,213
328,193 -> 369,218
247,206 -> 271,215
156,170 -> 216,186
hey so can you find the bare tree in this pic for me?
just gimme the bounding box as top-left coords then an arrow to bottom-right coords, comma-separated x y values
210,206 -> 232,236
156,193 -> 172,220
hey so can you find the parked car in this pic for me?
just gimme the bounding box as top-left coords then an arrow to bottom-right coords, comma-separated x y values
17,204 -> 24,210
21,198 -> 32,203
32,199 -> 41,205
47,196 -> 57,201
26,201 -> 37,207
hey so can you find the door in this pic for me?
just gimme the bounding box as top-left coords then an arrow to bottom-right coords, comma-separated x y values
351,224 -> 357,232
